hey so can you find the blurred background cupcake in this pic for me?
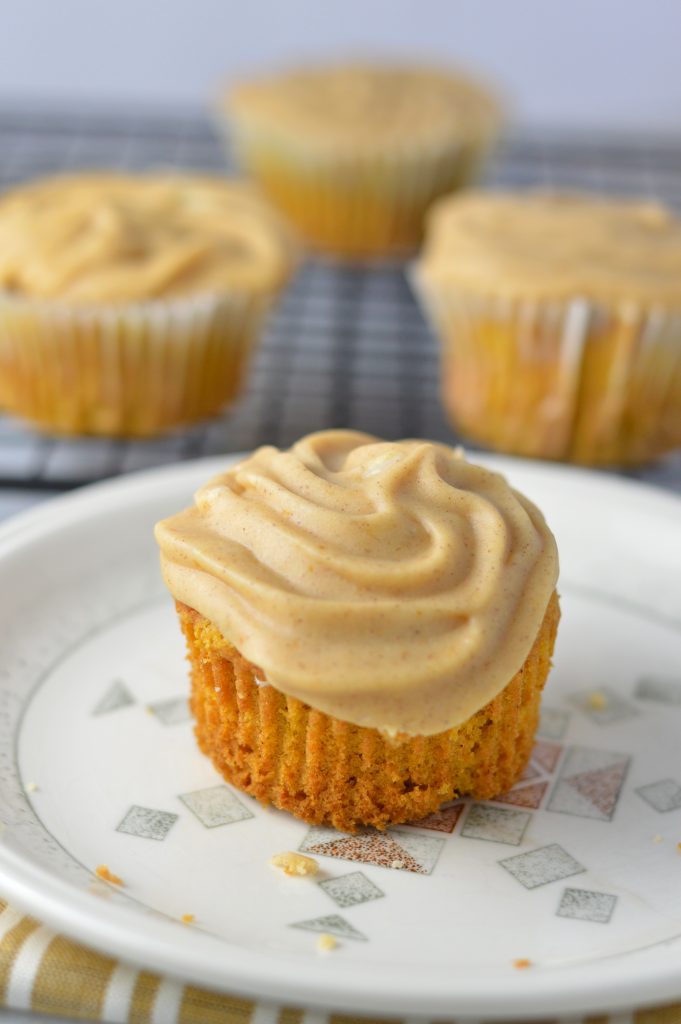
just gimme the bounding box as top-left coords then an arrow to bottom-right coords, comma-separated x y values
0,172 -> 297,437
414,190 -> 681,466
223,61 -> 501,260
0,0 -> 679,501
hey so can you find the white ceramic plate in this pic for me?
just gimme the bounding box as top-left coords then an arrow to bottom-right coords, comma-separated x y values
0,455 -> 680,1021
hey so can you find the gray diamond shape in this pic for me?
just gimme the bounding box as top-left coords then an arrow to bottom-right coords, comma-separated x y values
179,785 -> 254,827
636,778 -> 681,813
116,805 -> 178,841
537,707 -> 570,741
318,872 -> 384,908
148,697 -> 191,726
500,844 -> 585,890
93,680 -> 135,716
290,914 -> 367,942
462,804 -> 530,846
557,887 -> 617,923
635,677 -> 681,706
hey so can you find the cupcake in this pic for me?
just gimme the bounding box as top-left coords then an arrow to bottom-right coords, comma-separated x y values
414,190 -> 681,466
155,430 -> 559,832
0,173 -> 296,437
224,62 -> 501,260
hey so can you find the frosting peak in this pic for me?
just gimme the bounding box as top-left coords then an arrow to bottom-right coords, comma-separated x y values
155,431 -> 558,735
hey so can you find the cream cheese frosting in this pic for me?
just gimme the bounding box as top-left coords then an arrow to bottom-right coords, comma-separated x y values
0,173 -> 295,303
419,190 -> 681,305
228,64 -> 500,151
155,431 -> 558,736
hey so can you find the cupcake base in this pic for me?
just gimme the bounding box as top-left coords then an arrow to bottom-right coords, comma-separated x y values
0,292 -> 270,438
176,593 -> 560,832
228,123 -> 493,260
419,285 -> 681,466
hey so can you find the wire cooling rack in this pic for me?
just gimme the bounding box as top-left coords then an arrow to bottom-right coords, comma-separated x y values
0,104 -> 680,493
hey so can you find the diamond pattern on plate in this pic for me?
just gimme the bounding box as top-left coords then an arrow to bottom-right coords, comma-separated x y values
493,781 -> 549,810
500,844 -> 585,889
92,680 -> 135,716
318,872 -> 384,908
546,746 -> 630,821
461,804 -> 530,846
634,677 -> 681,706
557,887 -> 617,924
570,687 -> 637,725
179,785 -> 254,827
116,805 -> 178,841
531,740 -> 563,774
299,826 -> 444,875
537,707 -> 570,741
635,778 -> 681,813
147,697 -> 191,726
404,803 -> 464,833
290,914 -> 367,941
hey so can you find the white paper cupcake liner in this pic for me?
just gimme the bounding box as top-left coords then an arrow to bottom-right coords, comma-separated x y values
411,268 -> 681,465
0,289 -> 273,438
222,115 -> 498,260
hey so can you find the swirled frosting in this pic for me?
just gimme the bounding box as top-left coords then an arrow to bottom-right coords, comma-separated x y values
155,431 -> 558,736
419,190 -> 681,304
228,63 -> 500,151
0,173 -> 295,303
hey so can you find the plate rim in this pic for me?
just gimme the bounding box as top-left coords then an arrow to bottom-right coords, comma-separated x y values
1,453 -> 681,1020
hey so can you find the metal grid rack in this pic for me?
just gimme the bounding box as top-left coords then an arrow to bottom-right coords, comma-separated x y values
0,105 -> 680,493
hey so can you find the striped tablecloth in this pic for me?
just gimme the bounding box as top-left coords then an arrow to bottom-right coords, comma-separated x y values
1,900 -> 680,1024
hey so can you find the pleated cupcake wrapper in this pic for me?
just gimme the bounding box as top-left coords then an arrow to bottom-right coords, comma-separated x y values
0,290 -> 272,438
180,595 -> 559,832
224,115 -> 497,260
411,268 -> 681,465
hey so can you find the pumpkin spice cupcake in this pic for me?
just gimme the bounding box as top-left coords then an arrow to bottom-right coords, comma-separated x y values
224,62 -> 501,260
414,190 -> 681,466
0,173 -> 296,437
155,430 -> 559,832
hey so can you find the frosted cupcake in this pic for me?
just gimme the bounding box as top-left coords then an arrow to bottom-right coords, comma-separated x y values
155,430 -> 559,832
224,62 -> 501,260
414,190 -> 681,465
0,173 -> 296,437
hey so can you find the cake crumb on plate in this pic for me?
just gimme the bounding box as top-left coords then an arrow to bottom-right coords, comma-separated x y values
95,865 -> 124,886
25,782 -> 39,793
586,691 -> 608,710
181,913 -> 195,925
269,851 -> 319,877
513,958 -> 532,970
317,933 -> 337,953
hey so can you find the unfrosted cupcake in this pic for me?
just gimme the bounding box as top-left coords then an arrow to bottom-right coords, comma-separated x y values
224,62 -> 501,260
0,173 -> 296,437
414,190 -> 681,466
155,430 -> 559,832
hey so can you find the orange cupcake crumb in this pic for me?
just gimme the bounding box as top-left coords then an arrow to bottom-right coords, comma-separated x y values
181,914 -> 195,925
95,865 -> 124,887
513,958 -> 532,970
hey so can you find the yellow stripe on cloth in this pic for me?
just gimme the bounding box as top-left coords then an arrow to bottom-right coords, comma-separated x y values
278,1009 -> 304,1024
31,933 -> 117,1020
179,984 -> 255,1023
129,970 -> 162,1023
0,913 -> 41,1003
635,1006 -> 681,1024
